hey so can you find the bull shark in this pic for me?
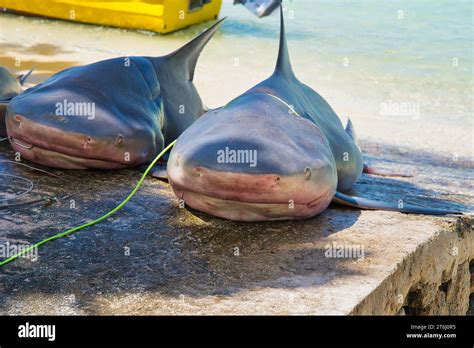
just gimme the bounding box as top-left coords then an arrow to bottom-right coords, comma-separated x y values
167,6 -> 463,221
5,18 -> 225,169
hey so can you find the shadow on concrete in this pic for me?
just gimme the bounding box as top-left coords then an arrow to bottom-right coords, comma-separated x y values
0,138 -> 472,313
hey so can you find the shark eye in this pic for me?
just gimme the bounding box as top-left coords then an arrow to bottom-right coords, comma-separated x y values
115,134 -> 124,146
13,115 -> 22,127
82,137 -> 93,148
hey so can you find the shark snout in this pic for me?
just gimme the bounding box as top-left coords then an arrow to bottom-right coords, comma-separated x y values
6,110 -> 159,169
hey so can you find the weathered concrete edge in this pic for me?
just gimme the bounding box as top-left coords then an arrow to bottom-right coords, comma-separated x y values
350,216 -> 474,315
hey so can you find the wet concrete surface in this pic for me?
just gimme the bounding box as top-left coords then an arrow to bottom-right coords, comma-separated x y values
0,139 -> 472,314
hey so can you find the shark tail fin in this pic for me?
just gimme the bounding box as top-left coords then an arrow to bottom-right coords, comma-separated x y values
166,17 -> 225,81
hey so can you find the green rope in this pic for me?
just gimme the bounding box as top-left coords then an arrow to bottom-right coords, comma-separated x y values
0,140 -> 177,267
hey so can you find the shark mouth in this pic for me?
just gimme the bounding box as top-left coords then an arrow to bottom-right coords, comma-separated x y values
168,164 -> 335,222
9,136 -> 128,170
7,114 -> 131,169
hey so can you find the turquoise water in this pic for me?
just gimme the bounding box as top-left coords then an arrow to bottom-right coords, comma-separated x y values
0,0 -> 472,156
219,0 -> 473,124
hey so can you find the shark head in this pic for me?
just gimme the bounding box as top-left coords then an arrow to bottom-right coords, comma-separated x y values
6,18 -> 225,169
168,6 -> 338,221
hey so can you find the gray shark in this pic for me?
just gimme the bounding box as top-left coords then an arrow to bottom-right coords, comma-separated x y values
5,18 -> 224,169
167,7 -> 462,221
0,67 -> 33,137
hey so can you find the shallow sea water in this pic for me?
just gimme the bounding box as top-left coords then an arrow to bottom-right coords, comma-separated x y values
0,0 -> 472,158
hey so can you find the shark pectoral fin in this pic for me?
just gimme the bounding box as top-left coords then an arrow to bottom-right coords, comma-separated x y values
150,162 -> 168,181
333,191 -> 464,216
152,169 -> 168,181
137,159 -> 168,181
363,164 -> 413,178
18,68 -> 35,85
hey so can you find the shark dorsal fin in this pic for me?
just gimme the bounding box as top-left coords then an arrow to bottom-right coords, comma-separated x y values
166,17 -> 225,81
274,3 -> 295,78
18,68 -> 35,85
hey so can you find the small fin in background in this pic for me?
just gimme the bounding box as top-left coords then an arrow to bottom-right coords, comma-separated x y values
333,191 -> 464,216
345,118 -> 358,143
166,17 -> 226,81
363,164 -> 413,178
346,118 -> 412,177
234,0 -> 281,18
345,117 -> 362,153
18,68 -> 35,85
273,2 -> 295,78
147,162 -> 168,181
151,169 -> 168,181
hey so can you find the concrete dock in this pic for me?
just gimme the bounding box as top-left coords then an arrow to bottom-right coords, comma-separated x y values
0,140 -> 472,315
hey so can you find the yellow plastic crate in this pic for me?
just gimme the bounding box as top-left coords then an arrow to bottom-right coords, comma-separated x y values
0,0 -> 222,33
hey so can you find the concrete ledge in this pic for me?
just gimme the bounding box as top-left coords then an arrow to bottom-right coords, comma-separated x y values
352,216 -> 472,315
0,141 -> 472,315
